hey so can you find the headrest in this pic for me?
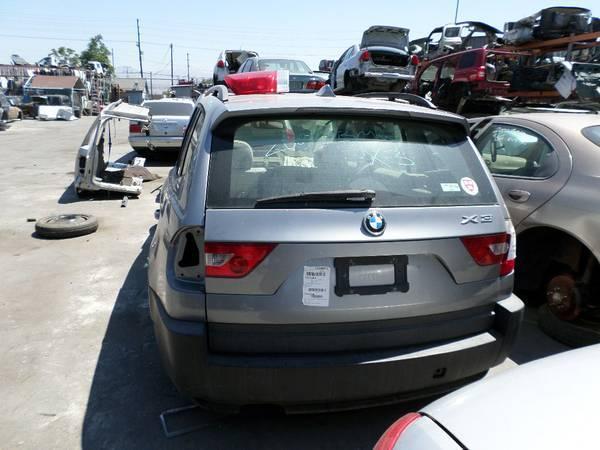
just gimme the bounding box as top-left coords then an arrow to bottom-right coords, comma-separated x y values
231,140 -> 253,171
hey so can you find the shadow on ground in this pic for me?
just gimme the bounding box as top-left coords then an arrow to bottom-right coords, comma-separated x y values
80,226 -> 431,449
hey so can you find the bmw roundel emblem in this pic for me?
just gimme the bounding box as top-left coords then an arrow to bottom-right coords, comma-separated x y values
363,210 -> 386,236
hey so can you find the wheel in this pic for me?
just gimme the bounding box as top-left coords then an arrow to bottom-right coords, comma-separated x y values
538,304 -> 600,347
545,272 -> 582,321
18,112 -> 23,120
344,72 -> 355,94
35,214 -> 98,239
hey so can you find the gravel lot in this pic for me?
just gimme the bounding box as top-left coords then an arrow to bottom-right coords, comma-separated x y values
0,117 -> 568,449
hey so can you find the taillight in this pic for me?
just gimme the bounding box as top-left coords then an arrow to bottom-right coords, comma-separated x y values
129,122 -> 142,133
461,226 -> 516,276
468,65 -> 487,81
305,80 -> 326,90
205,243 -> 276,278
359,50 -> 371,62
374,413 -> 422,450
217,60 -> 225,68
225,70 -> 289,95
410,54 -> 420,65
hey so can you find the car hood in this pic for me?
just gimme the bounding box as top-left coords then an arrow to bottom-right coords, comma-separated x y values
422,345 -> 600,450
361,26 -> 409,50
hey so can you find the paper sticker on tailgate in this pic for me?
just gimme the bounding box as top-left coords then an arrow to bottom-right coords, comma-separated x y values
302,266 -> 330,307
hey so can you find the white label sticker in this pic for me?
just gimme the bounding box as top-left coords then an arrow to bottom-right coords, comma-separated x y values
302,266 -> 330,307
460,177 -> 479,196
440,183 -> 461,192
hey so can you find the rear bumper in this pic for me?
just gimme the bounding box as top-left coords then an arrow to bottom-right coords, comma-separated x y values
361,72 -> 414,81
149,289 -> 523,412
129,135 -> 183,150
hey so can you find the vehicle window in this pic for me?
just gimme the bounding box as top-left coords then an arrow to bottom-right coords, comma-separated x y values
444,27 -> 461,38
207,116 -> 497,208
176,107 -> 205,176
458,52 -> 477,69
582,126 -> 600,148
440,62 -> 456,80
145,102 -> 194,116
476,124 -> 558,178
257,59 -> 311,74
420,65 -> 439,82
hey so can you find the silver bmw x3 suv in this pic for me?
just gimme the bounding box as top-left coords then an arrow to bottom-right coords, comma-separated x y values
148,76 -> 523,412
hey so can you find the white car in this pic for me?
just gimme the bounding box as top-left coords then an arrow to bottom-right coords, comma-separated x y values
37,95 -> 75,121
331,26 -> 418,94
128,98 -> 194,153
213,49 -> 258,85
375,344 -> 600,450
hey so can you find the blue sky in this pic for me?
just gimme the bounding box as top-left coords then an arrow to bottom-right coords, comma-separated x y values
1,0 -> 597,83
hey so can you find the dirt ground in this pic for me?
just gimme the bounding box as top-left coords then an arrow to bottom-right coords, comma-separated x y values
0,117 -> 568,449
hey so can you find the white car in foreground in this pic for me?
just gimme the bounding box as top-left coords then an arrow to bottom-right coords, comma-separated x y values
128,98 -> 194,153
375,344 -> 600,450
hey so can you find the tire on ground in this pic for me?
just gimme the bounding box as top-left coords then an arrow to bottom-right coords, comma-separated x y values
538,304 -> 600,347
35,214 -> 98,239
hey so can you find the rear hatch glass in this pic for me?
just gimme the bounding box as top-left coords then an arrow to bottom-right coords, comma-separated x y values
207,116 -> 497,208
145,102 -> 193,116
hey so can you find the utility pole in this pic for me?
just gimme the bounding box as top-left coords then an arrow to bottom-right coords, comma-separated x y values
454,0 -> 460,23
170,44 -> 174,86
111,48 -> 115,69
150,72 -> 153,97
136,19 -> 144,78
186,52 -> 190,81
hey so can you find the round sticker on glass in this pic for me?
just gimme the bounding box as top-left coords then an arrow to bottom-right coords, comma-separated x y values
460,177 -> 479,196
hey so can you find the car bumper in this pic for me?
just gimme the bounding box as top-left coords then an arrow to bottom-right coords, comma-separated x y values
129,135 -> 183,151
150,289 -> 523,412
361,72 -> 414,81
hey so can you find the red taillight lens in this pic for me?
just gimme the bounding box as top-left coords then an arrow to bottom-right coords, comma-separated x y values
359,50 -> 371,62
410,54 -> 420,65
374,413 -> 421,450
129,122 -> 142,133
461,228 -> 516,277
225,71 -> 289,95
305,80 -> 326,90
204,243 -> 276,278
468,65 -> 487,81
217,60 -> 225,68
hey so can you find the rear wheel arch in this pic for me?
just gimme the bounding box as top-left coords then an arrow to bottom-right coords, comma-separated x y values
515,226 -> 599,302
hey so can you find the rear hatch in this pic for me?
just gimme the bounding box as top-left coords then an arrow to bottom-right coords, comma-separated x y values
202,114 -> 508,354
361,26 -> 410,50
145,101 -> 193,137
226,50 -> 258,73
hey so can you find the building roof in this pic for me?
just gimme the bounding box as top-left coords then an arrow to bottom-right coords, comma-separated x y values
29,75 -> 85,89
113,78 -> 146,91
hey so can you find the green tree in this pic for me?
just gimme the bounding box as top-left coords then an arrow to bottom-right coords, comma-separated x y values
80,35 -> 113,75
50,46 -> 80,66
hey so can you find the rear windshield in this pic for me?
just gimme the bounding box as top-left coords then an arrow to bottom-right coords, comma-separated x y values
207,116 -> 497,208
582,126 -> 600,147
258,59 -> 311,74
145,102 -> 193,116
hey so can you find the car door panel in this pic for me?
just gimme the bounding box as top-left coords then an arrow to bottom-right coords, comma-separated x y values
474,118 -> 572,227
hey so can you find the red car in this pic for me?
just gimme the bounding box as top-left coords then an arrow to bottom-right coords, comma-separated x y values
412,48 -> 514,114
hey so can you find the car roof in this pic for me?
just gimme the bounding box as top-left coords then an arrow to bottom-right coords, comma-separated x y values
206,93 -> 468,130
143,98 -> 194,104
422,345 -> 600,450
493,112 -> 600,135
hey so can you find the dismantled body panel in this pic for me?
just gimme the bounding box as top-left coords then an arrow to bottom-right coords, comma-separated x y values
73,101 -> 156,196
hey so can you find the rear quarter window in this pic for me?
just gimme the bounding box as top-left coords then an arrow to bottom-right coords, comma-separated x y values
207,115 -> 497,209
582,126 -> 600,147
458,52 -> 477,69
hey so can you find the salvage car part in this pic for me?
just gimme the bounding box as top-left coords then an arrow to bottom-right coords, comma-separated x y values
35,214 -> 98,239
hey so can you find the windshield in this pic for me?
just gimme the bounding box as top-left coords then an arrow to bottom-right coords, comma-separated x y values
207,116 -> 496,208
258,59 -> 312,74
145,101 -> 193,116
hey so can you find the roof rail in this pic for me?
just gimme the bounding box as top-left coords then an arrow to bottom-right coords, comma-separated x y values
203,85 -> 229,102
354,92 -> 437,109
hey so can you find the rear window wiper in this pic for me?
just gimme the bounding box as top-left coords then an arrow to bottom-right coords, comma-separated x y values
255,190 -> 376,207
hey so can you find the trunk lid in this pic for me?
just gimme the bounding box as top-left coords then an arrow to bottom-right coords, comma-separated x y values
149,115 -> 188,137
361,26 -> 410,50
